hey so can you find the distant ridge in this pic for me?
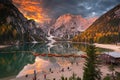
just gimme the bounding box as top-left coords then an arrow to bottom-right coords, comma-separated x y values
73,4 -> 120,43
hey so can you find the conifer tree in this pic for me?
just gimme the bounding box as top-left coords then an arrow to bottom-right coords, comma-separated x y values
83,45 -> 101,80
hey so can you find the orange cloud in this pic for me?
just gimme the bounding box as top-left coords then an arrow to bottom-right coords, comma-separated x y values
13,0 -> 50,23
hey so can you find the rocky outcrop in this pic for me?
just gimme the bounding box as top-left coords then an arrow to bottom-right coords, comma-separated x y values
50,14 -> 96,41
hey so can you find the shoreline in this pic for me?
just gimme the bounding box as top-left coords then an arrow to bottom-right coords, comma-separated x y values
0,45 -> 11,49
94,43 -> 120,52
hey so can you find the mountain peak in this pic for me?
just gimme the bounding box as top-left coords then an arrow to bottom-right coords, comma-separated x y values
51,14 -> 96,40
57,13 -> 82,21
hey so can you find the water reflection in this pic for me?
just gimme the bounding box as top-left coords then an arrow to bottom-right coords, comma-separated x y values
0,42 -> 111,54
17,56 -> 81,78
17,57 -> 51,77
0,53 -> 35,78
0,42 -> 112,79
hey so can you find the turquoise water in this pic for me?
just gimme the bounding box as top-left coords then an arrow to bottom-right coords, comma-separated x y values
0,42 -> 111,79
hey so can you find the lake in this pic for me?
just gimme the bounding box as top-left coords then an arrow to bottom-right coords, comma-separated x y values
0,42 -> 112,79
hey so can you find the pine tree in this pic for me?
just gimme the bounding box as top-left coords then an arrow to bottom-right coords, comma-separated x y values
83,45 -> 101,80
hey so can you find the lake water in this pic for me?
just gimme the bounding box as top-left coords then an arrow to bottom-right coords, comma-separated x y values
0,42 -> 111,79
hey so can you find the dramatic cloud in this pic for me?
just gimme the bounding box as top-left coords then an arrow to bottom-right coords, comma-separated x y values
13,0 -> 119,23
13,0 -> 50,23
41,0 -> 119,18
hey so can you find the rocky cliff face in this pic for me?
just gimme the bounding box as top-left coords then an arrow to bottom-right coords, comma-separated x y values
51,14 -> 96,40
0,0 -> 47,44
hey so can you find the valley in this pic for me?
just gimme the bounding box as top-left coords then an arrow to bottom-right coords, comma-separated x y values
0,0 -> 120,80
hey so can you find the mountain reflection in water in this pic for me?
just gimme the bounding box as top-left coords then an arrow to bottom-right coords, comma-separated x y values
0,42 -> 111,79
0,53 -> 35,78
17,56 -> 81,78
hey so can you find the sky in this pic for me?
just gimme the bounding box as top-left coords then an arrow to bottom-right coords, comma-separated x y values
13,0 -> 120,23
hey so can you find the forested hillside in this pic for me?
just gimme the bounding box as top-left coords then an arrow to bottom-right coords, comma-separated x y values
73,4 -> 120,43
